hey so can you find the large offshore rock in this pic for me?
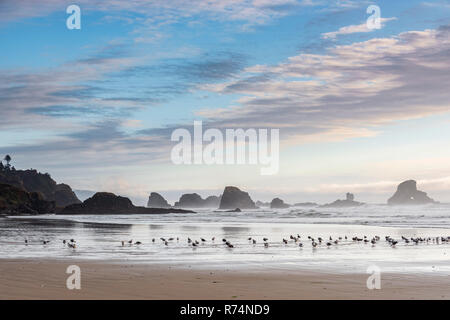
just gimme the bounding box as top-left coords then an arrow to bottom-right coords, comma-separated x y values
388,180 -> 436,205
219,186 -> 256,210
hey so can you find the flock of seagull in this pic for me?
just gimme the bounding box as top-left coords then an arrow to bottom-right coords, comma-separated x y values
25,234 -> 450,250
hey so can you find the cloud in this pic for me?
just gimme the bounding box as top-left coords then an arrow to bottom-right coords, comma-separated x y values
0,0 -> 302,27
197,25 -> 450,144
322,17 -> 397,39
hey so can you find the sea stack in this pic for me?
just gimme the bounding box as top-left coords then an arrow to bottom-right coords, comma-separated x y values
147,192 -> 171,208
387,180 -> 436,205
60,192 -> 194,215
219,186 -> 256,209
0,167 -> 80,207
174,193 -> 221,208
270,198 -> 290,209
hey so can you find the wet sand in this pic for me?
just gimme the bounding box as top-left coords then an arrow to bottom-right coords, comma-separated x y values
0,259 -> 449,299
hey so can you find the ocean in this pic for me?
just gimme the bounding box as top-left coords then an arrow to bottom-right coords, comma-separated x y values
1,204 -> 449,274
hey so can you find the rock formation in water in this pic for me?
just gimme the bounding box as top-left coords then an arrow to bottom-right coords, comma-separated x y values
387,180 -> 436,205
293,202 -> 318,207
219,186 -> 256,210
147,192 -> 171,208
256,201 -> 270,207
203,195 -> 221,208
270,197 -> 290,209
0,166 -> 80,207
174,193 -> 221,208
321,192 -> 364,208
59,192 -> 195,215
0,183 -> 55,215
221,208 -> 242,212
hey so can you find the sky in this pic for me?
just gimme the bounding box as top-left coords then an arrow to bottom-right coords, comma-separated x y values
1,0 -> 450,205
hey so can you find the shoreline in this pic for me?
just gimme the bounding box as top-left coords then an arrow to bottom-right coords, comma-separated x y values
1,259 -> 449,300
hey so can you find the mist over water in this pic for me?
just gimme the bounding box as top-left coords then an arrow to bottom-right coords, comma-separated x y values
1,204 -> 449,274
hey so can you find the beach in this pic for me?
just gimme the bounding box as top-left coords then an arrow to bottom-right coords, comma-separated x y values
1,259 -> 449,300
1,206 -> 449,300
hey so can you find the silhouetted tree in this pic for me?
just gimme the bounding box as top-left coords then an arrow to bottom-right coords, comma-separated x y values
4,155 -> 11,169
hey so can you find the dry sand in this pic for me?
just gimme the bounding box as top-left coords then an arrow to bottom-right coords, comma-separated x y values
0,259 -> 448,299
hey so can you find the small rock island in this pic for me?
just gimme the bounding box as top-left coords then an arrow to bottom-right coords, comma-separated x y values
147,192 -> 171,208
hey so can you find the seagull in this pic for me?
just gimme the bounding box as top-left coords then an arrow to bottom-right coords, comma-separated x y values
128,239 -> 133,244
299,243 -> 303,248
263,238 -> 268,242
264,242 -> 269,248
192,242 -> 198,247
152,238 -> 155,243
252,239 -> 256,244
211,237 -> 215,241
135,241 -> 142,245
188,238 -> 192,243
25,239 -> 28,245
201,238 -> 206,242
62,240 -> 66,244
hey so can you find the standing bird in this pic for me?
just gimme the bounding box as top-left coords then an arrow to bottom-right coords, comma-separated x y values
263,237 -> 268,242
252,239 -> 257,245
264,242 -> 269,248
